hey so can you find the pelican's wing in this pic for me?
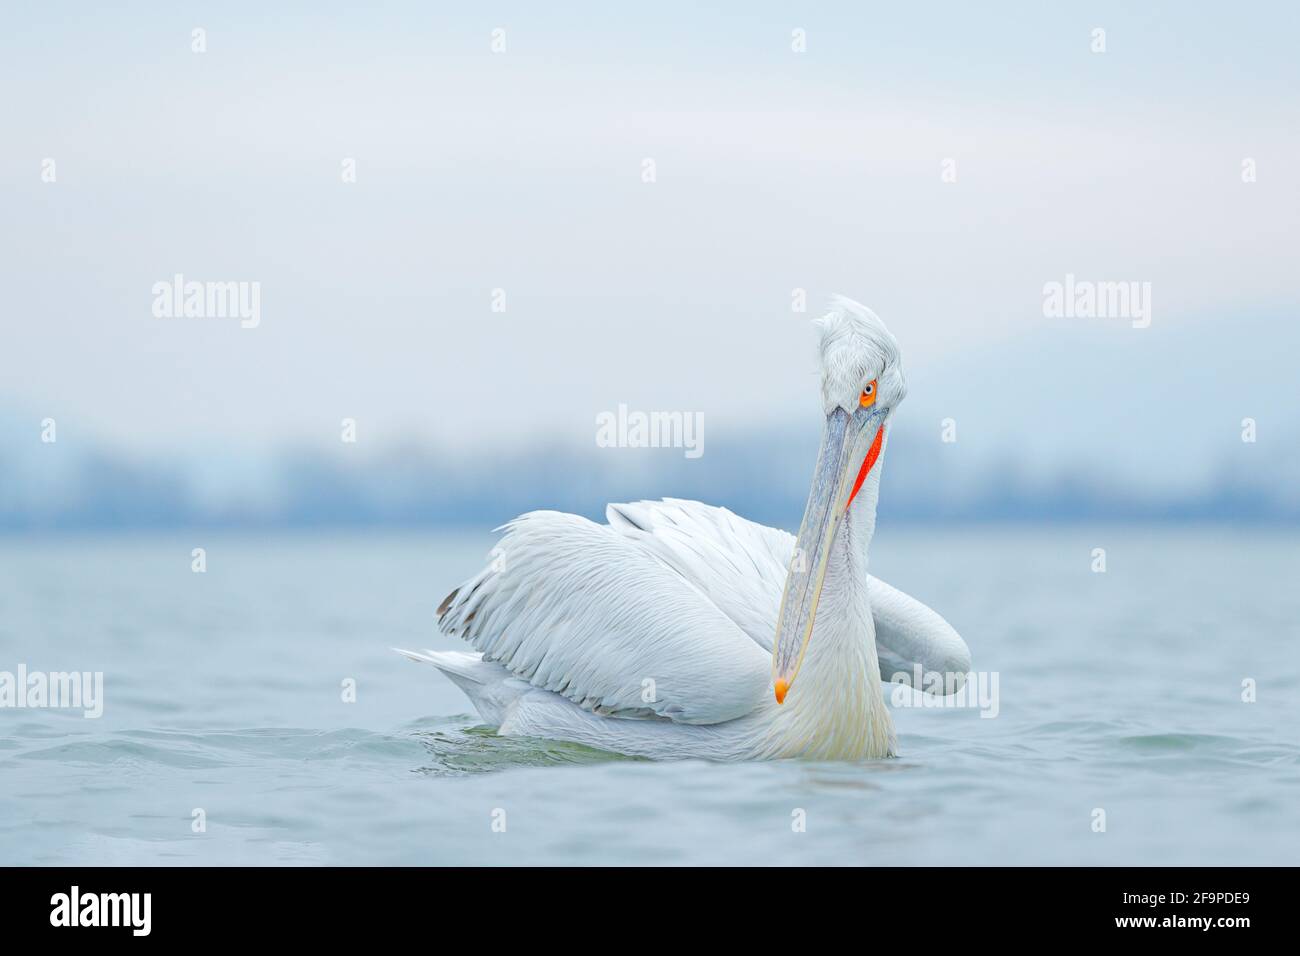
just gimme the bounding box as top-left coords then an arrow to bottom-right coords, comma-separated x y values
606,498 -> 971,692
437,510 -> 769,725
867,576 -> 971,691
605,498 -> 790,651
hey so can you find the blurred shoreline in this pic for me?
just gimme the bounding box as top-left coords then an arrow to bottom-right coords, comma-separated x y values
3,428 -> 1295,532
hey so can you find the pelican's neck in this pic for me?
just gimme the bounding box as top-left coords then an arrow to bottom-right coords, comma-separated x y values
765,463 -> 896,759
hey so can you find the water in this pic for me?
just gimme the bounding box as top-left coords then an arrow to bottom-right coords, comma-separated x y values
2,527 -> 1298,865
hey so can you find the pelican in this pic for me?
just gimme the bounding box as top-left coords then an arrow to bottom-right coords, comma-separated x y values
398,296 -> 970,760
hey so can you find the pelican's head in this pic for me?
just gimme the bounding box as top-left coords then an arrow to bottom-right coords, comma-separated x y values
772,296 -> 906,704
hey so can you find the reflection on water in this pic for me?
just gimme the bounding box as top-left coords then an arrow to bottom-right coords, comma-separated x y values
411,724 -> 636,777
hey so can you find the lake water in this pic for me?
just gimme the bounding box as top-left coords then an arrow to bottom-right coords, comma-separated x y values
2,526 -> 1297,865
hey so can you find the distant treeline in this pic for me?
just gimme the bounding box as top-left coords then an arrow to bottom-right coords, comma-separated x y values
1,428 -> 1295,531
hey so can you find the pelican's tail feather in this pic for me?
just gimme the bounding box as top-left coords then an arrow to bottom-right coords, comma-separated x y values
393,649 -> 523,726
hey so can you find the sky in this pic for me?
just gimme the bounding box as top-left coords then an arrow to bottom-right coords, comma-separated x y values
1,2 -> 1297,525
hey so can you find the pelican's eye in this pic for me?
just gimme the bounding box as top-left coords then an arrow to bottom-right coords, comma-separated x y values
859,380 -> 878,408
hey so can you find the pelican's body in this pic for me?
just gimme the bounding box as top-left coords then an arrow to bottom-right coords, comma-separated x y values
399,297 -> 970,761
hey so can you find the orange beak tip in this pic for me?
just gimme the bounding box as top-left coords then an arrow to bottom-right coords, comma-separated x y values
774,678 -> 790,704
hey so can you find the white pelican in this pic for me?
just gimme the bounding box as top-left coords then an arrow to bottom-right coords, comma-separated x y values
399,296 -> 970,760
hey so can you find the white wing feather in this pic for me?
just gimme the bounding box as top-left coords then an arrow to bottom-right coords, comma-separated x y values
605,498 -> 790,650
437,510 -> 769,725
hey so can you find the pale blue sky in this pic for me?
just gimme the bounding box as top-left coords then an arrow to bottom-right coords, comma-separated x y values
2,2 -> 1297,509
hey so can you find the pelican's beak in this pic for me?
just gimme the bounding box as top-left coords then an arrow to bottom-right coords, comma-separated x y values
771,405 -> 886,703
